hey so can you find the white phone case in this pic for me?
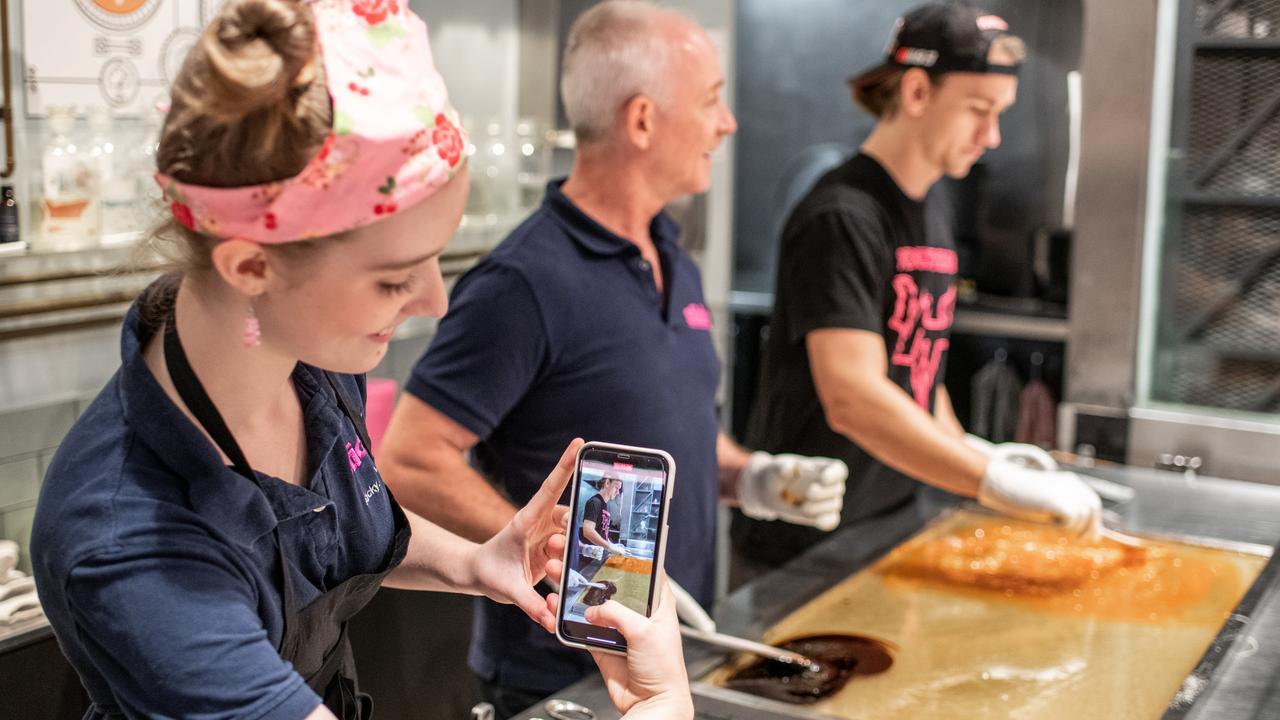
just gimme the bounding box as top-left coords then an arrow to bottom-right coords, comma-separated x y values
555,441 -> 675,655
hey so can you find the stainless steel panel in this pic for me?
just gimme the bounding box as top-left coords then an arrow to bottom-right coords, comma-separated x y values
1065,0 -> 1161,409
1128,405 -> 1280,485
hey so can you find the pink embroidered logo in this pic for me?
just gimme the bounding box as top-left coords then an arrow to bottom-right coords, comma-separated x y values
683,303 -> 713,331
887,275 -> 957,409
346,439 -> 369,473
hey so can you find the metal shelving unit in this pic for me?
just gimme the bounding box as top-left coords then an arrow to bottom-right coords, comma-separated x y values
1152,0 -> 1280,416
0,217 -> 513,343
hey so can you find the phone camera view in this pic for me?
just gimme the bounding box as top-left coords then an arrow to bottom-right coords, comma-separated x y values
564,457 -> 666,624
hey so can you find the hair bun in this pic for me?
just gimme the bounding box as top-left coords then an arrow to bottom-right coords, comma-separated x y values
160,0 -> 331,187
200,0 -> 317,122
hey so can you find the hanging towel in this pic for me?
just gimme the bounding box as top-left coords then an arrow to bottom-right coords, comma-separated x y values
971,356 -> 1023,442
1015,379 -> 1057,449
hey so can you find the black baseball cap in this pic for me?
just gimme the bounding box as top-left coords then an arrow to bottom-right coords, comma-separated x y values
849,3 -> 1021,95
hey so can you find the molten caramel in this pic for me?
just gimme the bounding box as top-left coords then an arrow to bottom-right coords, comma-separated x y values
604,555 -> 654,574
585,556 -> 656,614
580,580 -> 617,606
724,634 -> 895,704
707,510 -> 1267,719
881,518 -> 1236,624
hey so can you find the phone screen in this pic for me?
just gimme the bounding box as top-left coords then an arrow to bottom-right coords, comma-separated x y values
559,444 -> 671,651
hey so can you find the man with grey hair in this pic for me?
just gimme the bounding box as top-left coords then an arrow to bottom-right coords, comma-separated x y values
380,1 -> 848,715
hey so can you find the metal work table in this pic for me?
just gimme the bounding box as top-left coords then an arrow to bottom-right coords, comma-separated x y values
513,463 -> 1280,719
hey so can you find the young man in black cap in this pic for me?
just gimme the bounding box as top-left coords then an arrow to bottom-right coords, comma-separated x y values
733,3 -> 1103,573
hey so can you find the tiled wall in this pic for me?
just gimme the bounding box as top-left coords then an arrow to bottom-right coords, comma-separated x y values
0,399 -> 80,574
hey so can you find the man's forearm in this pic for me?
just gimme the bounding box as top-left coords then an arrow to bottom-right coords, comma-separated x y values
825,377 -> 987,496
933,386 -> 967,439
582,526 -> 610,547
715,433 -> 752,504
381,452 -> 517,543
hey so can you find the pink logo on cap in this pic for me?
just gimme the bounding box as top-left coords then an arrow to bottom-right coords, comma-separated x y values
683,303 -> 712,331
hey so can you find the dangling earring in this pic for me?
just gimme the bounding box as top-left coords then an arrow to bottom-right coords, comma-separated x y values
242,303 -> 262,348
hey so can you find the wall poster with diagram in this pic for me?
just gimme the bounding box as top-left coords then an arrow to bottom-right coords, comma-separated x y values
23,1 -> 226,117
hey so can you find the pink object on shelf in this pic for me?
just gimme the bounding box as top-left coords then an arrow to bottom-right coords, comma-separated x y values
365,378 -> 398,456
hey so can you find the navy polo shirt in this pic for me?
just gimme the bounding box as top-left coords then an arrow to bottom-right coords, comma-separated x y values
405,180 -> 721,693
31,297 -> 398,720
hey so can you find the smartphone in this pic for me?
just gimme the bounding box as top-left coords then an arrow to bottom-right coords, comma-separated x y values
556,441 -> 675,655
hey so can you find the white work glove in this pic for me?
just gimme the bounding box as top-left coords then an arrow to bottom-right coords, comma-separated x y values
607,542 -> 629,557
566,568 -> 603,594
978,457 -> 1102,536
964,435 -> 1057,471
737,452 -> 847,531
967,435 -> 1134,503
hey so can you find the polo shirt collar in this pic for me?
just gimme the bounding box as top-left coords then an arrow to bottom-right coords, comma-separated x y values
116,300 -> 335,549
543,179 -> 680,256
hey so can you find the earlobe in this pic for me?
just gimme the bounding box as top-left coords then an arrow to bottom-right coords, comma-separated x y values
209,239 -> 270,297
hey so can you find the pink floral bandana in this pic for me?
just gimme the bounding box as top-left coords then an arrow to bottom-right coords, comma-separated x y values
155,0 -> 467,243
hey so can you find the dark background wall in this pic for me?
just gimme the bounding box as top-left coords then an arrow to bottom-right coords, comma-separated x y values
731,0 -> 1084,299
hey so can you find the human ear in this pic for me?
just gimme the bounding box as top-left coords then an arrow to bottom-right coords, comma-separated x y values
209,239 -> 270,298
898,68 -> 935,118
621,94 -> 656,151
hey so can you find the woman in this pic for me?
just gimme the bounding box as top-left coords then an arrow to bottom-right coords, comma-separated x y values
30,1 -> 691,718
579,475 -> 627,559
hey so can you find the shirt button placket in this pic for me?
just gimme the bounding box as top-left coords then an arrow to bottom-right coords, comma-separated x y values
634,258 -> 659,303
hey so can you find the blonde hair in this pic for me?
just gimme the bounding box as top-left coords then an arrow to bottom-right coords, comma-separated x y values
853,34 -> 1027,120
149,0 -> 332,273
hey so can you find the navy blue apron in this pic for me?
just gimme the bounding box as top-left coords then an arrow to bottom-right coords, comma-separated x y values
164,302 -> 410,719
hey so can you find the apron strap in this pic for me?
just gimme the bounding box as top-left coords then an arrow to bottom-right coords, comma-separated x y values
324,372 -> 373,457
163,304 -> 258,482
163,303 -> 374,480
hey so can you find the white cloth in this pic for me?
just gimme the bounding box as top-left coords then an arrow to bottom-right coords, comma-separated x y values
0,540 -> 17,578
0,591 -> 42,625
0,572 -> 35,602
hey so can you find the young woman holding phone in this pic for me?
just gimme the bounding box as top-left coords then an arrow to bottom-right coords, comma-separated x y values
31,1 -> 692,718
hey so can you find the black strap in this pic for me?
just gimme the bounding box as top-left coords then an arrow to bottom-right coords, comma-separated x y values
163,306 -> 258,482
163,303 -> 375,482
324,373 -> 372,457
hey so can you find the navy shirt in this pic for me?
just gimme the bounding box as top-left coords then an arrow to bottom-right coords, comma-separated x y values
31,295 -> 398,720
406,180 -> 721,693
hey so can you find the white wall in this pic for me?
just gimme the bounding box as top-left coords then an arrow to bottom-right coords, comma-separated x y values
411,0 -> 521,143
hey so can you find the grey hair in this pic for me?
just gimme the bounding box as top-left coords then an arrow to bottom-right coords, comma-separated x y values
560,0 -> 675,146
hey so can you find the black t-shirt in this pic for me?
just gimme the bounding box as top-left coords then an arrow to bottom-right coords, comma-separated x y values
736,153 -> 958,565
579,494 -> 611,545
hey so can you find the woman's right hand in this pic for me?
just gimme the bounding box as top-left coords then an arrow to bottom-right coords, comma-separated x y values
544,565 -> 694,719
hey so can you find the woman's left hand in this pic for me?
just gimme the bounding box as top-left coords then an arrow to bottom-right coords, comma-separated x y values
470,438 -> 580,631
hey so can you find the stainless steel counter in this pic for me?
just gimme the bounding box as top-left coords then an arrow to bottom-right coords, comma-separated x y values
513,463 -> 1280,719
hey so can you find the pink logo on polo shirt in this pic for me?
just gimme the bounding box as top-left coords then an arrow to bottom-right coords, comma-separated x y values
683,303 -> 712,331
346,439 -> 368,472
